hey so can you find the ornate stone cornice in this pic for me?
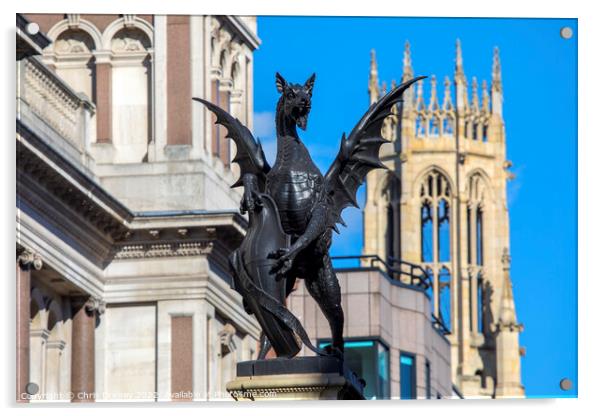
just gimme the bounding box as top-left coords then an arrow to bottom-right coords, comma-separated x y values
114,241 -> 214,259
17,126 -> 131,243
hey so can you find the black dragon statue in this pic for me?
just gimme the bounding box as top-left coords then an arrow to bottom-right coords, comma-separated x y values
193,72 -> 424,360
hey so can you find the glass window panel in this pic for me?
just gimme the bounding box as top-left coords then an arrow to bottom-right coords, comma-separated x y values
438,268 -> 452,331
477,274 -> 484,333
318,339 -> 390,399
437,199 -> 450,262
386,203 -> 395,262
400,353 -> 416,399
378,343 -> 390,399
467,206 -> 472,264
476,212 -> 482,264
421,202 -> 433,263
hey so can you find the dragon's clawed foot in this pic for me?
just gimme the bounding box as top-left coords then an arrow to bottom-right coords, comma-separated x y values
268,248 -> 295,278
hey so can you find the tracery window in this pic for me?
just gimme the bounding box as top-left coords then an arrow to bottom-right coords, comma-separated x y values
419,170 -> 452,332
383,176 -> 401,263
467,174 -> 487,333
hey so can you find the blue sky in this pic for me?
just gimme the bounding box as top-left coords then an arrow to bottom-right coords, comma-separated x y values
252,16 -> 577,398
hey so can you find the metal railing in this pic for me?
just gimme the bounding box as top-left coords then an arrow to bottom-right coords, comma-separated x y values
331,254 -> 431,290
431,313 -> 452,336
331,254 -> 452,336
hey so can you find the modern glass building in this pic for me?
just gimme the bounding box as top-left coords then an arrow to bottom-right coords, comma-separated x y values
292,262 -> 454,399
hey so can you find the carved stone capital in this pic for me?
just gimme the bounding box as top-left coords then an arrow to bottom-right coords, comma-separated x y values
17,248 -> 43,271
72,296 -> 106,316
85,297 -> 107,316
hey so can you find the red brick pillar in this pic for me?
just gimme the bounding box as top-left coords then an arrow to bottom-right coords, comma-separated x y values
16,249 -> 42,403
166,15 -> 192,145
95,62 -> 112,143
71,297 -> 104,402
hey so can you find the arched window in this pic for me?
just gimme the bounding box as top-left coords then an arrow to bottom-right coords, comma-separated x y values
477,272 -> 484,333
421,201 -> 433,263
53,29 -> 97,101
110,27 -> 152,163
420,170 -> 451,264
383,176 -> 400,263
467,174 -> 487,333
442,113 -> 454,136
429,115 -> 440,137
438,199 -> 450,262
416,113 -> 427,137
419,170 -> 452,332
482,121 -> 489,142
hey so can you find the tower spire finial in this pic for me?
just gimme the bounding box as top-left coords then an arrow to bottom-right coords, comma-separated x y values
471,76 -> 480,113
415,78 -> 425,111
481,79 -> 490,113
428,75 -> 439,111
455,39 -> 465,81
492,46 -> 502,91
491,46 -> 504,117
369,49 -> 380,104
403,40 -> 414,82
499,249 -> 520,328
442,75 -> 453,110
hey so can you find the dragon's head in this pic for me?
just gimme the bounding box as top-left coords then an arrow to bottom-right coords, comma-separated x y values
275,72 -> 315,131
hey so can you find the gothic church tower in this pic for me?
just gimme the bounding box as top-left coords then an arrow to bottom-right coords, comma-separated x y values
363,41 -> 524,398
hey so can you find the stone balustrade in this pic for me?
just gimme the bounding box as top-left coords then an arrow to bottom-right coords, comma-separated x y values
18,56 -> 96,166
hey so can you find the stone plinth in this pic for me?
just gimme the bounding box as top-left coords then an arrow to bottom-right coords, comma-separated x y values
226,356 -> 364,401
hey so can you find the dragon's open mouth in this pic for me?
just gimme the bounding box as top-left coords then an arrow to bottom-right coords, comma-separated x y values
294,106 -> 311,130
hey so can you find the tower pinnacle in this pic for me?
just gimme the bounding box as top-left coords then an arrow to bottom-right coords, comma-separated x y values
492,46 -> 502,92
403,40 -> 414,82
369,49 -> 380,104
455,39 -> 466,82
481,79 -> 490,113
471,76 -> 480,113
428,75 -> 439,111
491,47 -> 503,116
442,76 -> 453,111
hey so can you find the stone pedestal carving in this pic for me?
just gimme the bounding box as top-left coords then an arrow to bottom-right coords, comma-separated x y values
226,356 -> 365,401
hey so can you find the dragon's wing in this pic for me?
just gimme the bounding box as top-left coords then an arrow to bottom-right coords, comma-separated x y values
193,97 -> 270,190
323,76 -> 425,232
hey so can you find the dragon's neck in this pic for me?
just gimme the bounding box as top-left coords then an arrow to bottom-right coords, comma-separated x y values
275,96 -> 298,140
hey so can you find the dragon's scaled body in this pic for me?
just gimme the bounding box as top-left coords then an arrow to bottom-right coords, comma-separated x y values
194,72 -> 424,359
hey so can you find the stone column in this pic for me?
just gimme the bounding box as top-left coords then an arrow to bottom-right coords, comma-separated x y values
16,248 -> 42,403
71,297 -> 104,403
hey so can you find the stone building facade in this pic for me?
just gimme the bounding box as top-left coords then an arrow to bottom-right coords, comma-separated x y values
17,13 -> 261,402
362,41 -> 525,398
